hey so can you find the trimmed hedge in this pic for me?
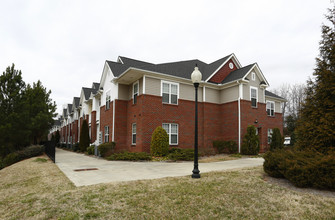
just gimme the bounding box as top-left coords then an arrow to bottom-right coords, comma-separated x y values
168,148 -> 194,161
213,140 -> 238,154
0,145 -> 45,169
107,152 -> 152,161
98,142 -> 116,158
263,148 -> 335,190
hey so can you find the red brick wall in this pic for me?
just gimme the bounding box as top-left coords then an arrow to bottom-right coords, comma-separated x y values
91,111 -> 97,143
208,58 -> 238,83
240,100 -> 283,152
100,102 -> 113,143
72,120 -> 78,143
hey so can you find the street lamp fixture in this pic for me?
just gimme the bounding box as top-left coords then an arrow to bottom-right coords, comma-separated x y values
191,64 -> 202,178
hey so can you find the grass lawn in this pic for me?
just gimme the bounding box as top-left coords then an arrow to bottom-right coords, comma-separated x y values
0,156 -> 334,219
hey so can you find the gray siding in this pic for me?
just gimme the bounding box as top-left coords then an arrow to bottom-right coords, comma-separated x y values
145,77 -> 160,96
205,87 -> 220,103
220,86 -> 238,103
243,71 -> 265,103
118,84 -> 129,100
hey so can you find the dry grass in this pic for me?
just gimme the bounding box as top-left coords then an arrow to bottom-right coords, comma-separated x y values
1,155 -> 335,219
199,154 -> 243,163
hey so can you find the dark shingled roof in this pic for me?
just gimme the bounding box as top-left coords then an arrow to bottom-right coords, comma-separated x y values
73,97 -> 80,108
54,118 -> 61,126
82,87 -> 95,100
112,55 -> 236,82
265,90 -> 286,100
221,64 -> 254,84
67,104 -> 73,113
63,108 -> 67,118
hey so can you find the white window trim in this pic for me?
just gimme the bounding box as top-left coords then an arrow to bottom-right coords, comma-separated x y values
252,72 -> 256,81
161,80 -> 179,105
132,123 -> 136,145
162,123 -> 178,145
104,126 -> 109,143
105,90 -> 111,110
133,81 -> 139,104
250,86 -> 258,108
268,128 -> 273,144
266,101 -> 275,116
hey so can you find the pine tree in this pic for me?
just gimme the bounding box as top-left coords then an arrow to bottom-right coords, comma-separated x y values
79,119 -> 90,152
296,8 -> 335,153
150,126 -> 169,156
0,64 -> 29,156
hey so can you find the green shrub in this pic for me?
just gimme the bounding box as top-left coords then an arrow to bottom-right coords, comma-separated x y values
213,140 -> 225,153
270,128 -> 284,151
168,148 -> 194,161
213,140 -> 238,154
263,148 -> 335,190
199,147 -> 216,156
150,126 -> 169,157
79,120 -> 90,152
98,142 -> 116,158
2,152 -> 20,168
241,125 -> 259,155
107,152 -> 152,161
17,145 -> 45,160
87,145 -> 95,155
73,143 -> 80,152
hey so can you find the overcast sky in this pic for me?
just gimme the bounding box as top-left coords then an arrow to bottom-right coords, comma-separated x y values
1,0 -> 333,115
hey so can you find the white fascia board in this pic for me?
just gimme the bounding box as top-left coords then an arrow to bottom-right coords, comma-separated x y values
117,56 -> 124,64
252,63 -> 270,87
99,61 -> 115,91
204,53 -> 242,82
265,95 -> 286,102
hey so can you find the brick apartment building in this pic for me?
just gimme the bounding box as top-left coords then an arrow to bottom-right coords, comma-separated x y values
50,54 -> 285,153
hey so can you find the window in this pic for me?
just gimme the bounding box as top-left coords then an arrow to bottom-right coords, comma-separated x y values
104,126 -> 109,143
266,101 -> 275,116
162,123 -> 178,145
162,81 -> 178,104
132,123 -> 136,145
252,72 -> 256,81
268,129 -> 273,144
133,82 -> 139,104
105,91 -> 111,110
250,87 -> 258,107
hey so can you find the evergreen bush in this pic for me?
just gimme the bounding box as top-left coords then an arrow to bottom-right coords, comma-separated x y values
79,120 -> 90,152
107,152 -> 152,161
263,148 -> 335,190
270,128 -> 283,151
150,126 -> 169,157
168,148 -> 194,161
98,142 -> 116,158
87,145 -> 95,155
241,125 -> 259,155
213,140 -> 238,154
213,140 -> 225,153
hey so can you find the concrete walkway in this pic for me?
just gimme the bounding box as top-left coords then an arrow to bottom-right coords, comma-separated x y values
55,148 -> 264,187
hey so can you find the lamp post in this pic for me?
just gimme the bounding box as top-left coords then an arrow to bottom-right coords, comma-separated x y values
191,64 -> 202,178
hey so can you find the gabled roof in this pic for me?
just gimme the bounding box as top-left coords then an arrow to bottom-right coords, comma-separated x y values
67,104 -> 73,113
265,90 -> 286,101
118,56 -> 154,66
221,64 -> 254,84
53,118 -> 61,126
63,108 -> 67,118
73,97 -> 80,109
82,87 -> 95,100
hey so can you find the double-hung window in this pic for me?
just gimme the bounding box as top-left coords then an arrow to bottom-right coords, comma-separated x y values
162,123 -> 178,145
104,126 -> 109,143
250,87 -> 258,108
133,82 -> 139,104
132,123 -> 136,145
162,81 -> 178,104
266,101 -> 275,116
105,91 -> 111,110
268,128 -> 273,144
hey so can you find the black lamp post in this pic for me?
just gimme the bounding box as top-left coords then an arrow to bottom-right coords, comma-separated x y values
191,64 -> 202,178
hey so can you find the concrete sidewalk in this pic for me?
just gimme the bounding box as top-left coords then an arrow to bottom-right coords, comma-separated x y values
55,148 -> 264,187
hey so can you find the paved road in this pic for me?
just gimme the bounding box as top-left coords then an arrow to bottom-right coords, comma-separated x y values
55,148 -> 264,187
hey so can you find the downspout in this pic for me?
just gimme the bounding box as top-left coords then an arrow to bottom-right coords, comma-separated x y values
238,81 -> 242,153
112,99 -> 115,142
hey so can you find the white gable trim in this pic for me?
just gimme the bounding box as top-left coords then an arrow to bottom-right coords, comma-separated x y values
242,63 -> 269,87
205,53 -> 242,82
